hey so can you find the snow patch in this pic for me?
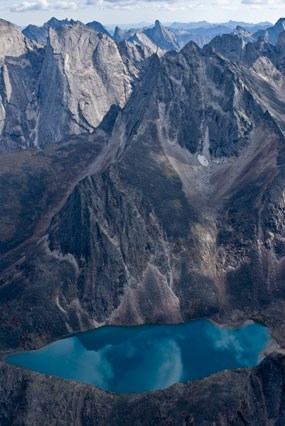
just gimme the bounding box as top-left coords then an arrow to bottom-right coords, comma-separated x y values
197,154 -> 209,167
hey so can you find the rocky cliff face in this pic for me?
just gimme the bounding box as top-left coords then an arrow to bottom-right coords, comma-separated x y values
0,20 -> 42,151
0,19 -> 28,59
254,17 -> 285,45
37,23 -> 133,146
0,21 -> 154,151
22,17 -> 81,45
86,21 -> 111,37
0,352 -> 285,425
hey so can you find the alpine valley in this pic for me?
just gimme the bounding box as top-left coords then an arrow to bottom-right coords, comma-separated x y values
1,16 -> 285,425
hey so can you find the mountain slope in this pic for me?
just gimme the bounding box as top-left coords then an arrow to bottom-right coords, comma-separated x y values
1,41 -> 285,350
0,20 -> 155,151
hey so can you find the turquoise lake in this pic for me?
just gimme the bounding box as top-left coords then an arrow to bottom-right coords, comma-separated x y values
6,320 -> 271,393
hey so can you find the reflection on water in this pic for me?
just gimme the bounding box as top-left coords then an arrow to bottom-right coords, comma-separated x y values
6,320 -> 270,393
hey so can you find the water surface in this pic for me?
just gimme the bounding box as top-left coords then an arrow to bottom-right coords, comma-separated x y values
6,320 -> 270,393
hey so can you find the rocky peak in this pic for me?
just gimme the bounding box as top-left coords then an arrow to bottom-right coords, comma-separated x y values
86,21 -> 111,37
47,17 -> 79,28
206,32 -> 280,71
113,26 -> 138,42
144,20 -> 180,51
274,17 -> 285,30
232,26 -> 254,42
205,33 -> 245,62
128,31 -> 164,55
181,40 -> 201,56
23,17 -> 82,45
154,19 -> 163,30
0,19 -> 27,59
113,26 -> 125,42
254,17 -> 285,45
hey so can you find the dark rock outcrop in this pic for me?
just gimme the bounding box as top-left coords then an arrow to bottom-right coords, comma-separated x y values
0,353 -> 285,425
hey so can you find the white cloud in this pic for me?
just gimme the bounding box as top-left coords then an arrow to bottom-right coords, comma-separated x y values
86,0 -> 202,10
152,339 -> 183,390
242,0 -> 285,6
54,1 -> 78,9
10,0 -> 78,12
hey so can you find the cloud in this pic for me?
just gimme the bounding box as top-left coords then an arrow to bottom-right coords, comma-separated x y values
10,0 -> 78,12
73,343 -> 114,388
86,0 -> 202,10
152,338 -> 183,390
242,0 -> 285,5
111,336 -> 183,392
206,326 -> 252,365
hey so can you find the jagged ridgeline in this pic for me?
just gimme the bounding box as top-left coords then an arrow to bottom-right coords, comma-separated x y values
1,16 -> 285,425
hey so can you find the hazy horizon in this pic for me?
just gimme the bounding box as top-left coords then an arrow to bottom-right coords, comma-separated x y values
0,0 -> 283,28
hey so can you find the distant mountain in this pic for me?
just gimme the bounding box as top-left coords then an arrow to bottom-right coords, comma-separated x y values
23,17 -> 81,45
170,21 -> 273,47
232,26 -> 254,42
144,20 -> 179,51
172,25 -> 233,47
113,21 -> 178,52
23,17 -> 111,45
86,21 -> 111,37
106,22 -> 151,32
128,31 -> 163,54
113,26 -> 138,42
22,18 -> 273,50
220,20 -> 272,31
169,21 -> 212,30
254,17 -> 285,44
169,20 -> 271,31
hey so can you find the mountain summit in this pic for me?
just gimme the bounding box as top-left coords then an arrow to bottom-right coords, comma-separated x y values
144,20 -> 180,51
254,17 -> 285,44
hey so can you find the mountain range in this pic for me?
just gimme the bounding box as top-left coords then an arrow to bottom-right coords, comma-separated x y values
0,15 -> 285,425
23,17 -> 272,48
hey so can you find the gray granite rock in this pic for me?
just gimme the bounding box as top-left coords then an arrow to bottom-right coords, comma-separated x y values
0,21 -> 155,151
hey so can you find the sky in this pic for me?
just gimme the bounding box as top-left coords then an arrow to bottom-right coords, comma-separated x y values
0,0 -> 284,27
